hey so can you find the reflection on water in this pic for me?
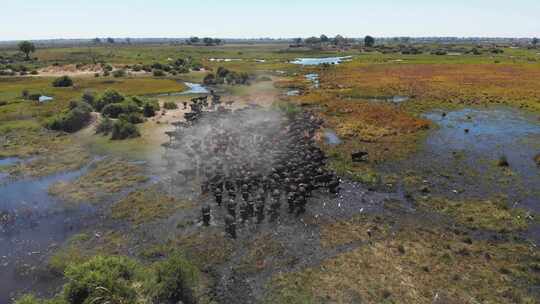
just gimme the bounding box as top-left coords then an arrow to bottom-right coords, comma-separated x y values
324,129 -> 342,145
291,56 -> 352,66
0,167 -> 96,302
305,73 -> 320,88
159,82 -> 209,96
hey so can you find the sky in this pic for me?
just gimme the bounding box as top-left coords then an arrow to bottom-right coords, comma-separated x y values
1,0 -> 539,40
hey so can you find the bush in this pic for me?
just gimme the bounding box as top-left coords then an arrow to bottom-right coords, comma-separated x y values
111,119 -> 140,140
163,101 -> 178,110
95,90 -> 125,111
52,76 -> 74,87
113,69 -> 126,78
102,101 -> 140,118
203,73 -> 216,85
147,253 -> 199,304
118,112 -> 145,124
47,102 -> 93,133
14,294 -> 41,304
143,100 -> 160,117
81,91 -> 95,105
153,69 -> 165,77
63,255 -> 141,304
95,116 -> 114,135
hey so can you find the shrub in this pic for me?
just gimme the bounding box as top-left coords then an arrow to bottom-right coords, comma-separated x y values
102,101 -> 139,118
112,69 -> 126,78
143,100 -> 159,117
118,112 -> 145,124
147,253 -> 199,304
203,73 -> 216,85
103,70 -> 110,77
46,102 -> 93,133
153,69 -> 165,77
111,119 -> 140,140
30,70 -> 38,75
163,101 -> 178,110
0,100 -> 7,106
95,90 -> 125,111
52,76 -> 74,87
14,294 -> 41,304
95,116 -> 114,135
63,255 -> 141,304
81,91 -> 96,105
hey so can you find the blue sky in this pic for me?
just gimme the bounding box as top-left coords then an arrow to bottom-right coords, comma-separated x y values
1,0 -> 539,40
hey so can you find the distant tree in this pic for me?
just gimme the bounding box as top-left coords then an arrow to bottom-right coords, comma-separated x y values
293,38 -> 303,45
126,37 -> 132,45
189,37 -> 200,44
305,36 -> 321,45
533,38 -> 539,45
202,37 -> 214,46
52,75 -> 74,87
18,41 -> 35,60
364,35 -> 375,47
106,37 -> 115,44
320,35 -> 329,43
93,38 -> 102,44
214,38 -> 222,45
333,35 -> 345,46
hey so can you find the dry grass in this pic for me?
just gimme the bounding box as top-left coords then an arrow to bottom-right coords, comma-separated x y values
49,158 -> 148,203
112,185 -> 195,224
418,197 -> 532,232
270,217 -> 540,304
320,215 -> 392,248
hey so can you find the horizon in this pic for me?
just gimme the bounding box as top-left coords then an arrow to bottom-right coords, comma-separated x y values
1,0 -> 539,41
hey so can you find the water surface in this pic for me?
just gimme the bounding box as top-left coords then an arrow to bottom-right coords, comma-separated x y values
291,56 -> 352,66
0,168 -> 96,302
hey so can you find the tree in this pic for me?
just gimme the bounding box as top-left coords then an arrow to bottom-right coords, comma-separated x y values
106,37 -> 115,44
320,35 -> 329,43
333,35 -> 345,46
305,36 -> 321,45
533,38 -> 539,45
93,37 -> 101,44
18,41 -> 35,60
189,36 -> 200,44
52,75 -> 74,87
364,35 -> 375,47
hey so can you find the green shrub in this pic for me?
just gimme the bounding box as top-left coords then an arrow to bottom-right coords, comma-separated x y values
14,294 -> 41,304
52,76 -> 74,87
153,69 -> 165,77
143,100 -> 159,117
163,101 -> 178,110
63,255 -> 141,304
147,253 -> 199,304
46,102 -> 93,133
95,90 -> 125,111
112,69 -> 126,78
102,101 -> 139,118
81,91 -> 95,105
111,120 -> 140,140
95,116 -> 114,135
118,113 -> 145,124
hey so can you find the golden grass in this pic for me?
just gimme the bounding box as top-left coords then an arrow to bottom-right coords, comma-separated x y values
270,217 -> 540,304
112,185 -> 195,224
49,158 -> 148,203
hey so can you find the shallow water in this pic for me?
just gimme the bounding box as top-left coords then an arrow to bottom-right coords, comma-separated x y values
305,73 -> 320,88
0,157 -> 21,167
0,168 -> 96,302
368,95 -> 410,104
38,96 -> 54,103
387,107 -> 540,212
160,82 -> 209,96
324,129 -> 342,145
291,56 -> 352,66
286,90 -> 300,96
